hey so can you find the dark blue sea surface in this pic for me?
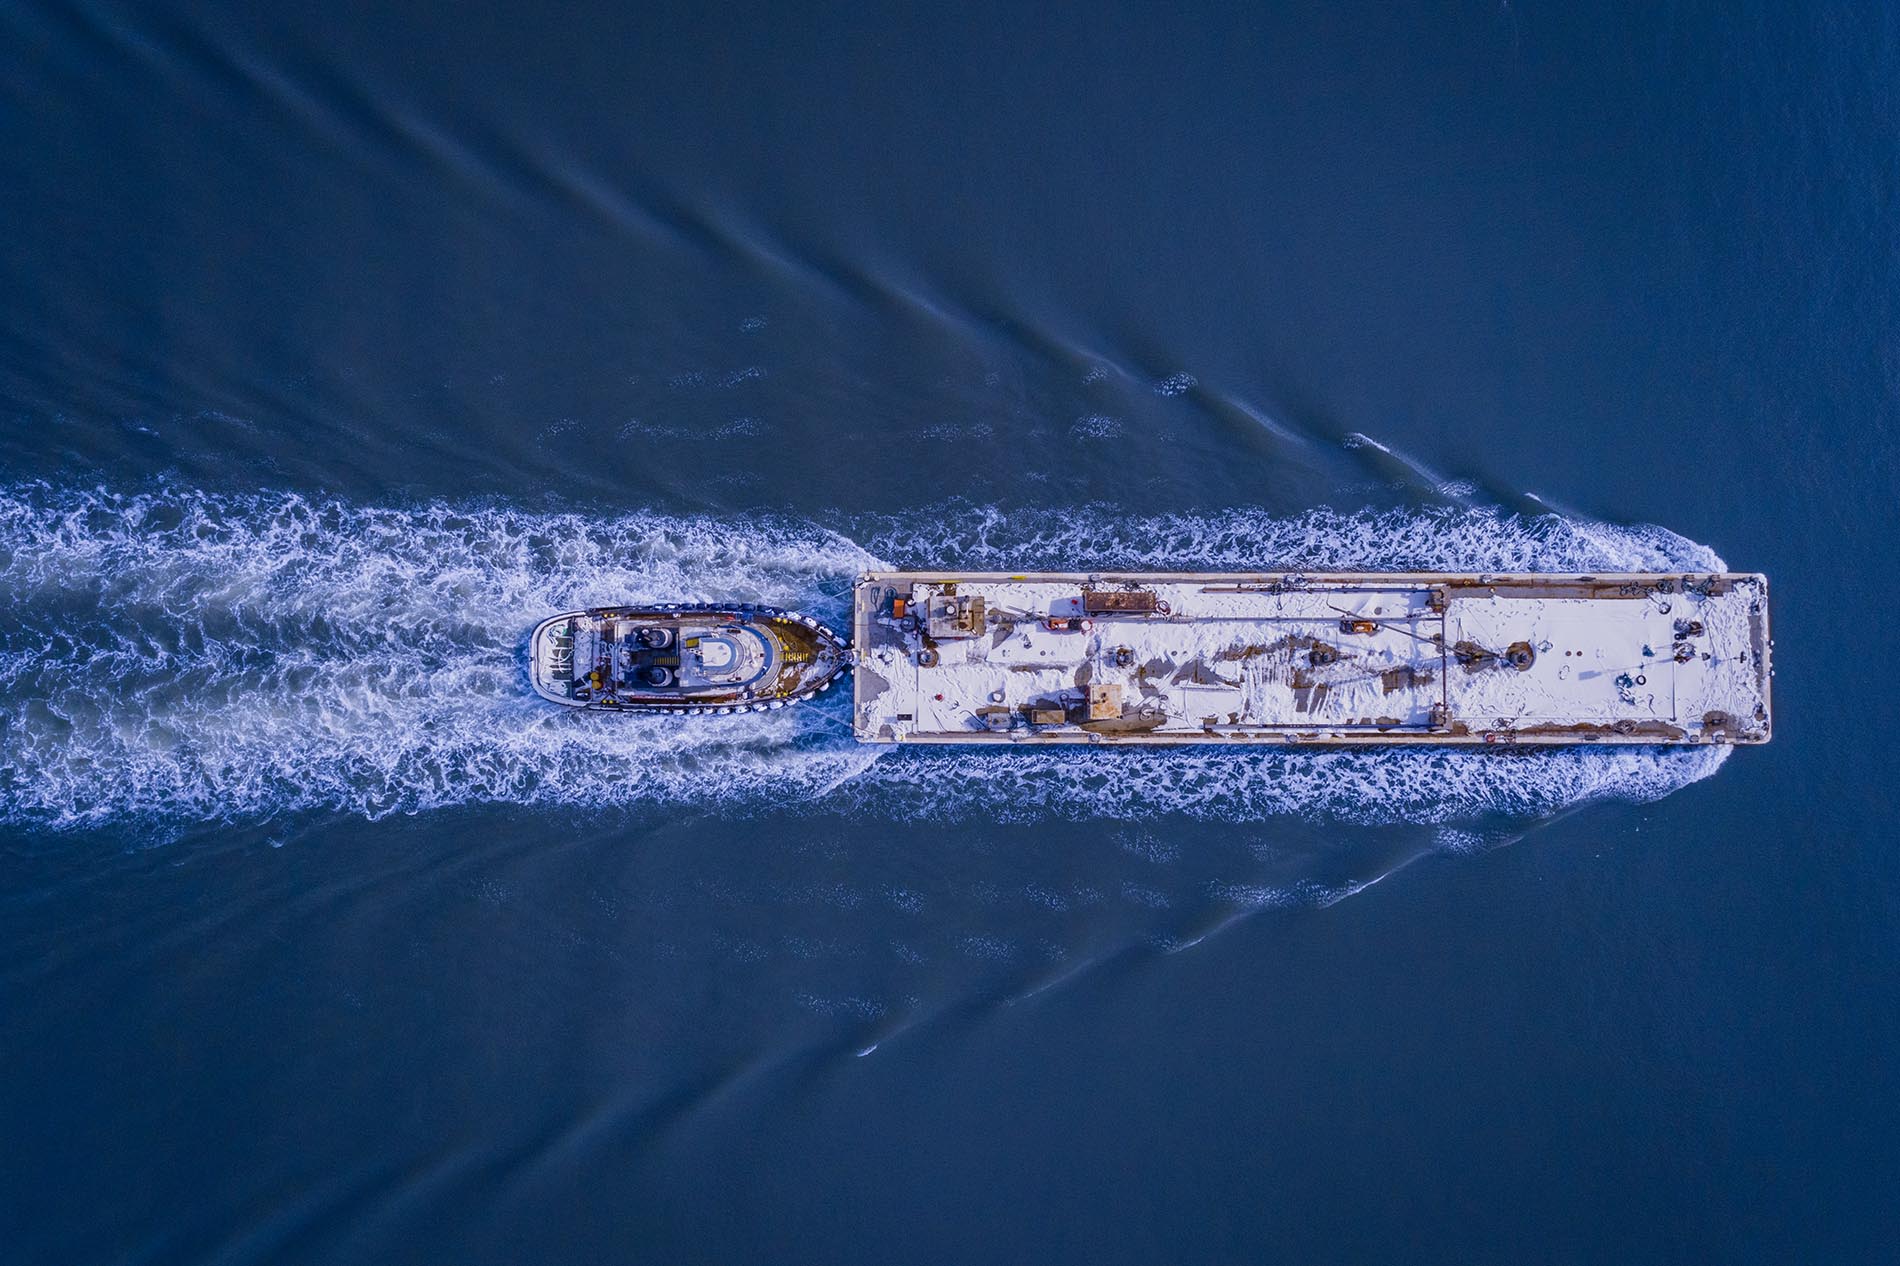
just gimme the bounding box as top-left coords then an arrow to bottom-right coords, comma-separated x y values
2,2 -> 1895,1262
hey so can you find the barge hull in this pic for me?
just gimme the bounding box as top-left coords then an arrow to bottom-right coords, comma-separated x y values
850,572 -> 1771,746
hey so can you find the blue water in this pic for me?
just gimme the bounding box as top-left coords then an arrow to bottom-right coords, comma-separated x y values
2,2 -> 1895,1262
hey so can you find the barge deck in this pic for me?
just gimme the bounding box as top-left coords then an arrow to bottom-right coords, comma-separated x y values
850,572 -> 1771,746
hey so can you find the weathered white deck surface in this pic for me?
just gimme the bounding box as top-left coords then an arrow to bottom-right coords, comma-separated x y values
851,572 -> 1771,745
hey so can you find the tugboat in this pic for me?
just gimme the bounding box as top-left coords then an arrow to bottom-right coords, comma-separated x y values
529,604 -> 849,713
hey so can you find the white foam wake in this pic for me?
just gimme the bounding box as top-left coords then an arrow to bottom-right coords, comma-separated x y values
851,501 -> 1725,573
833,743 -> 1728,825
0,485 -> 877,826
0,485 -> 1731,827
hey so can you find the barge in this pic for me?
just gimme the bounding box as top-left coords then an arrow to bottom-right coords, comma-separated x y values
849,572 -> 1771,746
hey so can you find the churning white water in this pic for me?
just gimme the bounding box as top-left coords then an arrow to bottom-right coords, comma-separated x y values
0,484 -> 1728,827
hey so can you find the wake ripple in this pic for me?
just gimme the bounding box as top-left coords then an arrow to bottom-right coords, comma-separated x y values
0,485 -> 1729,827
854,501 -> 1725,573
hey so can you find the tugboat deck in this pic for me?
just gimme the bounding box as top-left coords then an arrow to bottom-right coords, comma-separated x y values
850,571 -> 1771,745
